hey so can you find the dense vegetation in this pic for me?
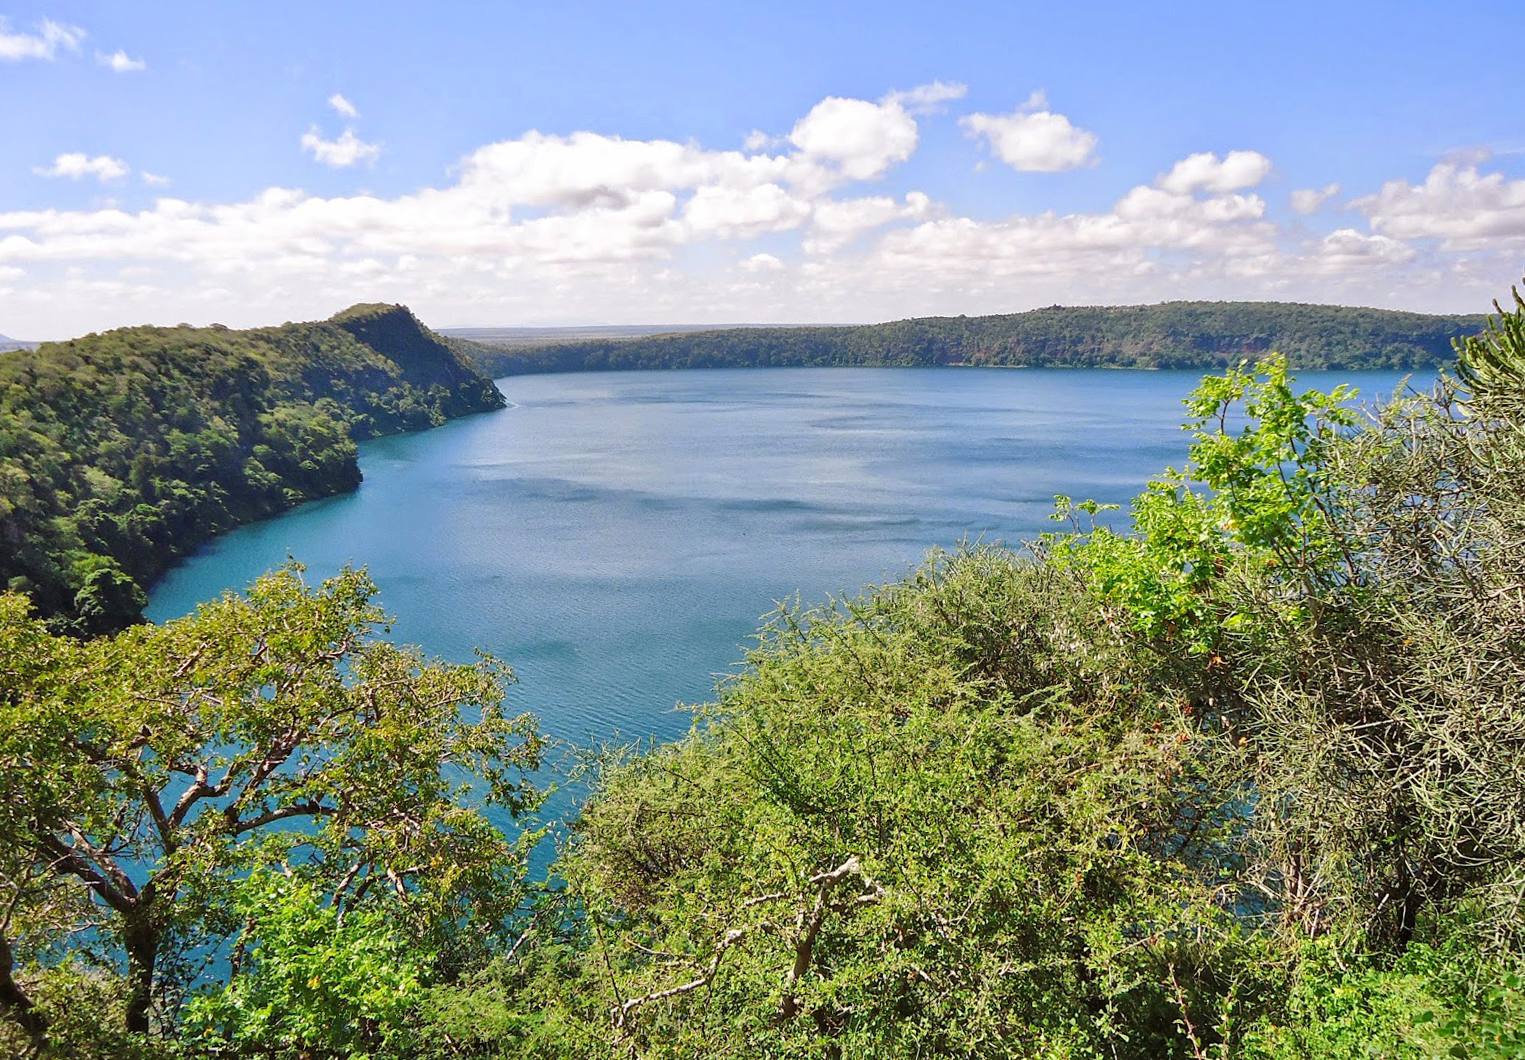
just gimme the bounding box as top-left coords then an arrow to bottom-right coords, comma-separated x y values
0,567 -> 543,1056
3,287 -> 1525,1057
467,300 -> 1485,377
0,304 -> 503,633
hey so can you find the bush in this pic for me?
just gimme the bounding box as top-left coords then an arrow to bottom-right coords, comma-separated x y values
183,873 -> 430,1059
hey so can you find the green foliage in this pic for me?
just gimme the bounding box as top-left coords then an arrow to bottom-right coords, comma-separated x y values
1049,349 -> 1525,953
467,300 -> 1484,377
1242,936 -> 1525,1058
0,304 -> 504,632
1455,281 -> 1525,398
3,960 -> 151,1060
1045,355 -> 1355,653
183,872 -> 430,1059
0,565 -> 542,1052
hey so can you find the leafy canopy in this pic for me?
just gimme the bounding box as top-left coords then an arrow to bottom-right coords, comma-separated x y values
0,564 -> 542,1051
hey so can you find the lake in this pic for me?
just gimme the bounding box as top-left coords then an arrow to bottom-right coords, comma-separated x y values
147,366 -> 1413,754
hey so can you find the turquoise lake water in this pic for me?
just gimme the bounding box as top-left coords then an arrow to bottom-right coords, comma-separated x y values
147,366 -> 1414,756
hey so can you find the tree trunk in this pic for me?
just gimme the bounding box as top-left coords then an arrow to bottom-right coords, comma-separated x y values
0,933 -> 48,1051
123,916 -> 159,1035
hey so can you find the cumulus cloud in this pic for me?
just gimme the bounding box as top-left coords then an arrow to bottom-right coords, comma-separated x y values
788,94 -> 919,183
875,180 -> 1274,286
1353,162 -> 1525,249
141,171 -> 171,187
301,127 -> 381,167
734,82 -> 956,192
1114,184 -> 1266,225
960,91 -> 1099,172
34,153 -> 130,181
0,17 -> 84,61
328,93 -> 359,119
1158,150 -> 1272,194
96,49 -> 145,72
1291,182 -> 1340,214
0,87 -> 1503,336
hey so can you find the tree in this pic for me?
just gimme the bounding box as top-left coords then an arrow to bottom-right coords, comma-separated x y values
0,565 -> 543,1050
1052,345 -> 1525,954
1455,281 -> 1525,399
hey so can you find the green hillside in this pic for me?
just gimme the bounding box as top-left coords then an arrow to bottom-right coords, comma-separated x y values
0,304 -> 504,632
468,300 -> 1486,376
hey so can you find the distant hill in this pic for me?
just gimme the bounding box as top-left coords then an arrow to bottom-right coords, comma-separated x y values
464,301 -> 1487,377
442,322 -> 808,348
0,333 -> 37,352
0,303 -> 504,632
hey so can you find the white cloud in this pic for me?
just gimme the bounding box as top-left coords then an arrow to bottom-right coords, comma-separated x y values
805,192 -> 932,253
1353,162 -> 1525,249
457,131 -> 790,212
960,92 -> 1099,172
301,127 -> 381,167
0,87 -> 1506,336
1114,184 -> 1266,224
0,17 -> 84,61
328,93 -> 359,119
742,83 -> 955,192
884,80 -> 967,114
1311,228 -> 1416,271
1291,182 -> 1340,214
96,49 -> 145,72
684,183 -> 811,238
1158,150 -> 1272,194
875,181 -> 1275,286
34,153 -> 130,181
788,95 -> 918,183
141,171 -> 171,187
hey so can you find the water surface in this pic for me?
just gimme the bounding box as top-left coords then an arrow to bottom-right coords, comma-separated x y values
148,367 -> 1411,750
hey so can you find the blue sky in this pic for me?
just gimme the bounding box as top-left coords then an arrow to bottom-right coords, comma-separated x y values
3,0 -> 1523,337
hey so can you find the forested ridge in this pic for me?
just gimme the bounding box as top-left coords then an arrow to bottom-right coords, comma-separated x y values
0,303 -> 503,633
5,289 -> 1525,1058
468,300 -> 1485,376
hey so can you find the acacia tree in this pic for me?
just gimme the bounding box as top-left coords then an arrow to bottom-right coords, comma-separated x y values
0,565 -> 542,1050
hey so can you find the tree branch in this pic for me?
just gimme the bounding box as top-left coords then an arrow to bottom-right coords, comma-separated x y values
37,835 -> 136,915
229,800 -> 335,835
613,928 -> 745,1030
778,855 -> 864,1022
